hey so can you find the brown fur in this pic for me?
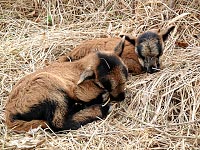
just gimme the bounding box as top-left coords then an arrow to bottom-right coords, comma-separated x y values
133,26 -> 175,73
58,26 -> 175,74
58,37 -> 142,74
5,41 -> 128,132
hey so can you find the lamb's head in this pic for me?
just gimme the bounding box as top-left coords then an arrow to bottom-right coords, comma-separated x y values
121,25 -> 175,74
77,37 -> 128,102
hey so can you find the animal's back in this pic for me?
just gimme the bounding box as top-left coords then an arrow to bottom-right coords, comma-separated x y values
5,62 -> 79,130
58,37 -> 143,74
5,49 -> 128,132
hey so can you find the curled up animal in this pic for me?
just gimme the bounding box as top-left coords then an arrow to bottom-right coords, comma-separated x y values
58,26 -> 175,74
5,38 -> 128,132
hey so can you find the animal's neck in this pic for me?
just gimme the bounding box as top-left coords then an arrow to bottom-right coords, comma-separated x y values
75,54 -> 98,71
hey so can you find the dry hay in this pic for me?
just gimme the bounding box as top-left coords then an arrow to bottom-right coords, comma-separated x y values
0,0 -> 200,149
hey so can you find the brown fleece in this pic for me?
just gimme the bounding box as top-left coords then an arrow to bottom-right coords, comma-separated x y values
5,50 -> 127,132
58,37 -> 143,75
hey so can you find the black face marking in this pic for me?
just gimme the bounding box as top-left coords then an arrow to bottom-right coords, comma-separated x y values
155,40 -> 163,57
97,53 -> 122,77
97,53 -> 128,74
110,92 -> 125,101
136,45 -> 145,59
122,66 -> 128,79
157,60 -> 160,69
97,52 -> 127,91
138,31 -> 160,43
100,78 -> 112,92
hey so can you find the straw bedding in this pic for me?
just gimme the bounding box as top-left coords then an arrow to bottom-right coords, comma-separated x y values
0,0 -> 200,149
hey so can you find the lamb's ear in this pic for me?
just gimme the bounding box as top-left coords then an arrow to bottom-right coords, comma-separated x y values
77,67 -> 95,85
160,25 -> 175,41
119,34 -> 136,46
114,35 -> 125,56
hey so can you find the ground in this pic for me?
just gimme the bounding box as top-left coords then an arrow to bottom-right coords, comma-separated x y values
0,0 -> 200,149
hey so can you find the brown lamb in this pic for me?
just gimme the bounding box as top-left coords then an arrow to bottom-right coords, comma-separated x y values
5,38 -> 128,132
58,26 -> 175,74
